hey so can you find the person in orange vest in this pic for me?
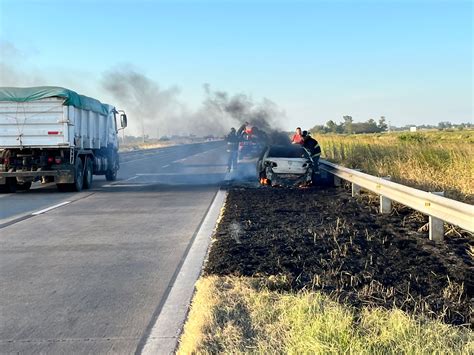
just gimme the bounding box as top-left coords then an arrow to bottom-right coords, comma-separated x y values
291,127 -> 304,144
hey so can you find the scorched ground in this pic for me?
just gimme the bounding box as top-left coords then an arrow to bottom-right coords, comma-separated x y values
205,186 -> 473,326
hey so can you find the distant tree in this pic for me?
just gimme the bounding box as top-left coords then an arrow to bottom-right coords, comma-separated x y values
438,121 -> 452,130
310,124 -> 327,133
326,120 -> 338,133
343,115 -> 353,134
378,116 -> 388,132
351,119 -> 381,134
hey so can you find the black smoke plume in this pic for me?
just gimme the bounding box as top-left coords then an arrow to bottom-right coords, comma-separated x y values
101,68 -> 288,141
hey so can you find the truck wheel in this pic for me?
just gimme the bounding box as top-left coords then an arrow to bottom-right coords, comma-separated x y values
17,181 -> 32,191
57,158 -> 84,192
83,158 -> 93,189
105,168 -> 117,181
73,157 -> 84,192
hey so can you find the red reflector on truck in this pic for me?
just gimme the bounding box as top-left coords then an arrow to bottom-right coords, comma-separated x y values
48,131 -> 60,135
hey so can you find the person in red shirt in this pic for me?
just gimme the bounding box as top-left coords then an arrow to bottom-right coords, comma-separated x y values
291,127 -> 304,144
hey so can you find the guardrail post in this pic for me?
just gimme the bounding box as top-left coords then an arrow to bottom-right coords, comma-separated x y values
334,176 -> 342,187
429,192 -> 445,242
351,169 -> 361,197
379,176 -> 392,214
352,183 -> 361,196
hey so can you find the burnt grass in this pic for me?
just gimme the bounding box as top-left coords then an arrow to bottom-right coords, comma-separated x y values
204,186 -> 473,327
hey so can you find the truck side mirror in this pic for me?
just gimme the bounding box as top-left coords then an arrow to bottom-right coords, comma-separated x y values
120,113 -> 128,128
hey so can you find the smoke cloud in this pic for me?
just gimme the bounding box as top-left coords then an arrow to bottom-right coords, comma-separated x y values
101,66 -> 287,139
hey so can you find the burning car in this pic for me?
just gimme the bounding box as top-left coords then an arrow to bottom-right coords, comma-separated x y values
257,144 -> 318,186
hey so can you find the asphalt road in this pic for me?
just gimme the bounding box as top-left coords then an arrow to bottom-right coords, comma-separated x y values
0,141 -> 229,354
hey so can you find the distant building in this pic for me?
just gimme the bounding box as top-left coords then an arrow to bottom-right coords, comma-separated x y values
410,126 -> 417,132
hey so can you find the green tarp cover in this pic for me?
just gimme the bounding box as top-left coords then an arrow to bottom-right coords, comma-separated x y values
0,86 -> 110,115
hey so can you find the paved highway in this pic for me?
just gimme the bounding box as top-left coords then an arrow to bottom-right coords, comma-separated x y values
0,141 -> 228,354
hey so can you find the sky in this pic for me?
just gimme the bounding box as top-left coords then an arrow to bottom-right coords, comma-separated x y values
0,0 -> 472,136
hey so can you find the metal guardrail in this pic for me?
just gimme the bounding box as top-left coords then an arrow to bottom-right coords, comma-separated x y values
319,159 -> 474,241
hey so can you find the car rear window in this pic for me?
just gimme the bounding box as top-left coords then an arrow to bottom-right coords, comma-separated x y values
268,145 -> 305,158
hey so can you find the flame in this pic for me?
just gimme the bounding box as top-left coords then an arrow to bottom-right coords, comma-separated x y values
260,178 -> 270,185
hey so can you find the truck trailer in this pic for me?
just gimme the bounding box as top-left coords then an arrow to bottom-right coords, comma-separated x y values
0,86 -> 128,192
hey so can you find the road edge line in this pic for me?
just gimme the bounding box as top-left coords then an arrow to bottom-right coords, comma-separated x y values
137,189 -> 228,355
31,201 -> 71,215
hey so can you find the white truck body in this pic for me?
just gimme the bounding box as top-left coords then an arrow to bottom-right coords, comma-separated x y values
0,87 -> 127,192
0,97 -> 117,149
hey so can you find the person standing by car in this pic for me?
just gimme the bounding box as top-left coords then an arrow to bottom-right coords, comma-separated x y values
302,130 -> 321,164
291,127 -> 304,144
226,127 -> 239,172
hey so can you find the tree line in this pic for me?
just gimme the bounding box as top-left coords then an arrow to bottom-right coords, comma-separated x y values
310,116 -> 473,134
311,116 -> 388,134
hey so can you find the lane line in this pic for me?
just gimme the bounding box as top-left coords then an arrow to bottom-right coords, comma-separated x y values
31,201 -> 71,215
161,164 -> 170,168
103,184 -> 152,188
0,192 -> 95,230
136,189 -> 227,355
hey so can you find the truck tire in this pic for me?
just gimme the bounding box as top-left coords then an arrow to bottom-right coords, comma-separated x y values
105,149 -> 118,181
83,158 -> 93,189
57,158 -> 84,192
105,168 -> 117,181
72,157 -> 84,192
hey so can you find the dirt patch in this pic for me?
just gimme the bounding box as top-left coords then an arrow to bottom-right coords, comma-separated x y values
205,186 -> 473,326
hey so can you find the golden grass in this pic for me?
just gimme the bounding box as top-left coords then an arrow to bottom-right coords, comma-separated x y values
315,131 -> 474,203
119,141 -> 176,152
178,276 -> 473,354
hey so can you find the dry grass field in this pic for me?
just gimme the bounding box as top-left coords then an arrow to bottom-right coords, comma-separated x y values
316,131 -> 473,203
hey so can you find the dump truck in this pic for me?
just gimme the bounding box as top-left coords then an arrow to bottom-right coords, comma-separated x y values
0,86 -> 128,192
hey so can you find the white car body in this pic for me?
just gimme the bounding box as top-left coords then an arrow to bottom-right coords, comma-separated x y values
258,145 -> 317,186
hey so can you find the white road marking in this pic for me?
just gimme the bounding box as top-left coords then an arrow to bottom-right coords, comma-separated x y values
31,201 -> 71,216
141,190 -> 227,354
135,173 -> 188,176
103,184 -> 152,188
162,164 -> 170,168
